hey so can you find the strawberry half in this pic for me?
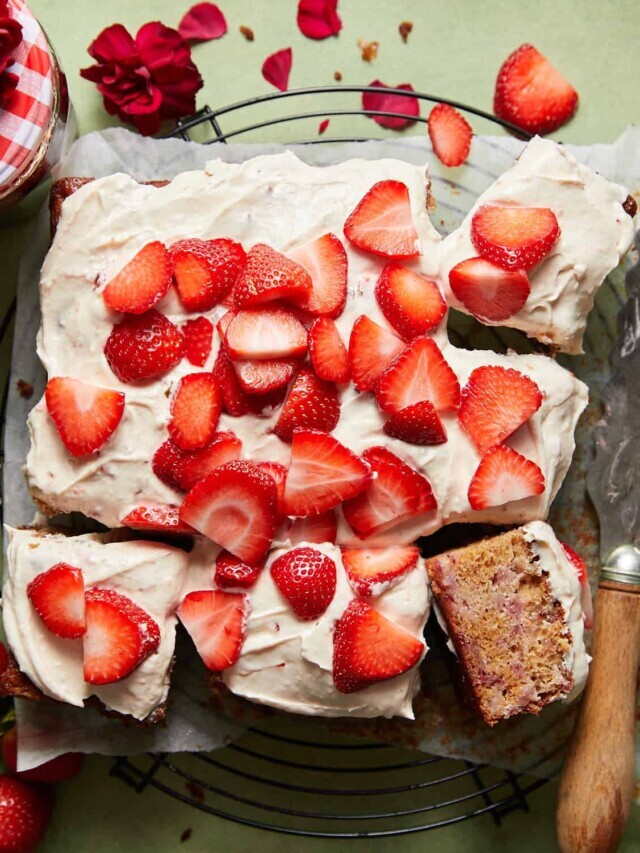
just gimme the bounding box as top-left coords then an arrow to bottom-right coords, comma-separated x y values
560,541 -> 593,630
180,460 -> 278,563
342,446 -> 437,539
341,546 -> 419,597
468,445 -> 545,510
287,509 -> 338,545
471,205 -> 560,271
272,366 -> 340,442
458,366 -> 543,454
283,430 -> 372,517
375,263 -> 446,340
427,103 -> 472,168
183,316 -> 214,367
309,317 -> 350,383
256,461 -> 288,515
104,309 -> 185,383
375,337 -> 460,414
83,588 -> 161,685
333,599 -> 424,693
27,563 -> 86,639
288,233 -> 348,318
168,373 -> 221,451
448,257 -> 530,322
348,315 -> 406,392
232,358 -> 297,395
494,44 -> 578,136
152,432 -> 242,492
270,546 -> 337,620
102,241 -> 172,315
233,243 -> 312,307
171,238 -> 246,312
213,348 -> 286,416
344,180 -> 420,259
178,589 -> 249,671
383,400 -> 447,446
224,307 -> 308,360
45,377 -> 125,457
215,551 -> 263,590
120,504 -> 196,534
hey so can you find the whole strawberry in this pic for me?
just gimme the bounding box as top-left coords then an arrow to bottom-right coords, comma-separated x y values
0,774 -> 52,853
270,547 -> 337,620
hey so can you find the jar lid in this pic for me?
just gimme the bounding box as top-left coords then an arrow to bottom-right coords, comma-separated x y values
0,0 -> 54,194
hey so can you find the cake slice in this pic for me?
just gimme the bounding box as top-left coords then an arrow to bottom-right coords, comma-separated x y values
1,527 -> 190,723
424,521 -> 590,725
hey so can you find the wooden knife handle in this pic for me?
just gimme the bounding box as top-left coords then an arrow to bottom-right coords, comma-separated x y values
557,581 -> 640,853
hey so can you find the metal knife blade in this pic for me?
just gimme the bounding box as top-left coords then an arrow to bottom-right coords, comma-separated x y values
588,231 -> 640,568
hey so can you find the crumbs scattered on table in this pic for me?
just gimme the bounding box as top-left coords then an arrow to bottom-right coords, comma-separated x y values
16,380 -> 33,399
180,828 -> 192,843
399,21 -> 413,43
333,70 -> 342,81
239,25 -> 254,41
185,781 -> 205,803
357,39 -> 379,62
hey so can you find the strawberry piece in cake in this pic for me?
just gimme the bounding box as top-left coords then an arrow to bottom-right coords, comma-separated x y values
233,243 -> 312,307
102,241 -> 172,314
45,377 -> 124,457
232,358 -> 297,395
170,238 -> 246,311
308,317 -> 350,383
382,400 -> 447,446
121,504 -> 196,534
27,563 -> 86,639
375,263 -> 446,340
270,546 -> 337,620
256,462 -> 287,515
168,373 -> 221,451
375,337 -> 460,413
448,257 -> 530,322
272,367 -> 340,442
152,432 -> 242,492
288,233 -> 348,318
178,590 -> 250,671
224,306 -> 308,360
287,510 -> 338,545
344,180 -> 420,259
183,316 -> 214,367
104,310 -> 185,382
468,445 -> 545,510
341,546 -> 419,597
560,542 -> 594,629
427,103 -> 472,168
214,552 -> 263,590
471,205 -> 560,271
213,348 -> 285,416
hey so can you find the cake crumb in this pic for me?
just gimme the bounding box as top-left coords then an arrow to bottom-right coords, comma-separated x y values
180,829 -> 192,843
399,21 -> 413,43
239,25 -> 254,41
333,70 -> 343,82
16,380 -> 33,399
357,39 -> 379,62
185,781 -> 205,802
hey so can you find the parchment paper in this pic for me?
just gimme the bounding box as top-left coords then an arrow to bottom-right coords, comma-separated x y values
5,125 -> 639,774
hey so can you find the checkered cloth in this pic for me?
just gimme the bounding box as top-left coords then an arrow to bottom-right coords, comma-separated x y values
0,0 -> 53,192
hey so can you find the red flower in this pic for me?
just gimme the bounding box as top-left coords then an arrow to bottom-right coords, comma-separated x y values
0,15 -> 22,109
80,22 -> 203,136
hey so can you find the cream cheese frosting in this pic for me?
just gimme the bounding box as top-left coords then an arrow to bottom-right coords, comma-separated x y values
25,150 -> 587,543
2,527 -> 190,720
438,136 -> 635,355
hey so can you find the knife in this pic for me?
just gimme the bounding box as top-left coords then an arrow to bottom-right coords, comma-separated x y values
557,223 -> 640,853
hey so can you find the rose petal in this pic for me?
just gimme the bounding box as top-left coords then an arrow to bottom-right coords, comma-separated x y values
318,118 -> 330,135
297,0 -> 342,40
262,47 -> 292,92
362,80 -> 420,129
87,23 -> 136,64
178,3 -> 227,43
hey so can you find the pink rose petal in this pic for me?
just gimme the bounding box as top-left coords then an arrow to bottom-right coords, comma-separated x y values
362,80 -> 420,129
297,0 -> 342,40
178,3 -> 227,43
318,118 -> 330,135
262,48 -> 292,92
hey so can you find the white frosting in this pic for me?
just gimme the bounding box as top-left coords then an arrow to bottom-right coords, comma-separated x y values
522,521 -> 590,701
26,150 -> 587,543
439,136 -> 635,354
185,538 -> 431,719
2,526 -> 189,720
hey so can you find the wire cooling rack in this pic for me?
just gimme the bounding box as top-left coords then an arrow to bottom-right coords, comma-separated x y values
104,87 -> 555,837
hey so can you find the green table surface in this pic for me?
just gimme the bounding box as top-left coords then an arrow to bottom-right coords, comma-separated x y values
2,0 -> 639,850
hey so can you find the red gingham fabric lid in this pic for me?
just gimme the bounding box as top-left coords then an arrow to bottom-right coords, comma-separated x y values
0,0 -> 54,193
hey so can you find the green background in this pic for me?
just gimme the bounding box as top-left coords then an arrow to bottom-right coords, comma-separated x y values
2,0 -> 639,849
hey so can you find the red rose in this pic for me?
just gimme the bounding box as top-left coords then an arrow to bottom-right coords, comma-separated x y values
80,22 -> 203,136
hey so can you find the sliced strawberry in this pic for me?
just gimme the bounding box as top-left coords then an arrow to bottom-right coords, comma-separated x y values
180,460 -> 278,563
375,337 -> 460,414
270,546 -> 337,621
153,433 -> 242,492
348,315 -> 406,392
375,263 -> 446,341
178,589 -> 249,671
256,461 -> 288,515
344,180 -> 420,259
449,257 -> 530,322
333,599 -> 424,693
104,309 -> 185,383
45,377 -> 124,457
224,307 -> 308,360
213,348 -> 286,416
459,366 -> 543,454
216,309 -> 235,343
283,430 -> 372,516
170,238 -> 246,312
494,43 -> 578,136
233,243 -> 312,308
121,504 -> 196,534
272,366 -> 340,442
27,563 -> 86,639
383,400 -> 447,446
102,241 -> 172,315
288,233 -> 348,317
83,588 -> 160,685
168,373 -> 221,451
560,541 -> 593,629
308,317 -> 350,383
341,546 -> 419,597
232,358 -> 297,395
287,509 -> 337,545
427,103 -> 472,168
215,551 -> 263,589
342,446 -> 437,539
183,316 -> 214,367
471,205 -> 560,271
467,445 -> 545,510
